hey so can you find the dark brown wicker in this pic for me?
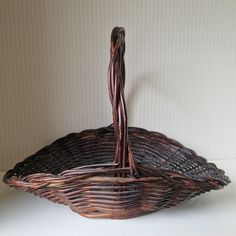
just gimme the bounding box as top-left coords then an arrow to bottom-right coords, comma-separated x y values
3,27 -> 230,219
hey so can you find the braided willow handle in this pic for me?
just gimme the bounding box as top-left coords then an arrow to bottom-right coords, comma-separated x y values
108,27 -> 137,176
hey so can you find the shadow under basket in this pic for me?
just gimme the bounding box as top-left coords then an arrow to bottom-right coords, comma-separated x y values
3,27 -> 230,219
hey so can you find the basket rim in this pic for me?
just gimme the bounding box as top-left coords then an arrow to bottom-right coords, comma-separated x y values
4,161 -> 230,189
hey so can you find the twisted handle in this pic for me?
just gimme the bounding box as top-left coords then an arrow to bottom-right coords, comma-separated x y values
108,27 -> 137,176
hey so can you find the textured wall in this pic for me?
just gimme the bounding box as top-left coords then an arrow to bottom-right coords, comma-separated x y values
0,0 -> 236,170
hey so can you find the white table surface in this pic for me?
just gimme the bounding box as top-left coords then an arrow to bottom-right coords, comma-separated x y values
0,160 -> 235,236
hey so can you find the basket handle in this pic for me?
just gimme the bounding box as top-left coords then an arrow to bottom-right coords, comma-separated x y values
108,27 -> 137,176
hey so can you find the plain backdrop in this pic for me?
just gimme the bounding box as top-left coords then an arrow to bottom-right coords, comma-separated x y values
0,0 -> 236,170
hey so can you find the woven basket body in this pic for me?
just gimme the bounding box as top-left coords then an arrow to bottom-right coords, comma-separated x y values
3,27 -> 230,219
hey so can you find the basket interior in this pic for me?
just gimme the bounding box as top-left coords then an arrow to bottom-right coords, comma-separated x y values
5,126 -> 229,185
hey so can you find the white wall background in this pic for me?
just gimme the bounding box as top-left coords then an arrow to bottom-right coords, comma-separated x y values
0,0 -> 236,170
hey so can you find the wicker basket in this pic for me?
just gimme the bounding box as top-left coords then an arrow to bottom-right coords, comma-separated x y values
3,27 -> 230,219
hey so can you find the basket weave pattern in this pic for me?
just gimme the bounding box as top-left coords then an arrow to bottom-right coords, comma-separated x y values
3,27 -> 230,219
